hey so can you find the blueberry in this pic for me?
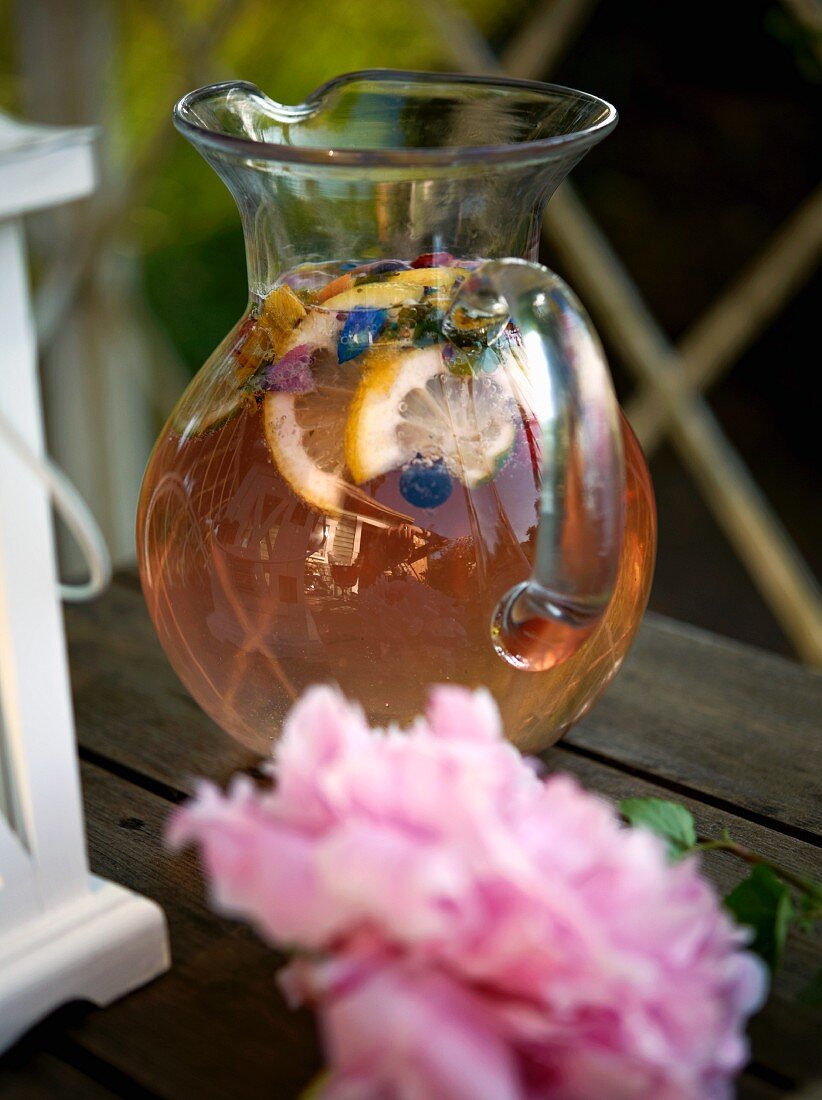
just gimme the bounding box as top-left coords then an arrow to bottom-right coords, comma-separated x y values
364,259 -> 411,275
337,307 -> 388,363
400,457 -> 453,509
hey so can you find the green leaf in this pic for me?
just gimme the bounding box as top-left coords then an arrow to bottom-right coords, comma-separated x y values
725,865 -> 795,971
620,797 -> 697,859
800,881 -> 822,914
797,887 -> 822,932
299,1072 -> 330,1100
799,968 -> 822,1007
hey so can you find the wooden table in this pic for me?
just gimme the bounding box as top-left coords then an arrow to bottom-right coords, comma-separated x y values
1,573 -> 820,1098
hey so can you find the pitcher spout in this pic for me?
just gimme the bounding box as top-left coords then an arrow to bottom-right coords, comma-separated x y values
173,71 -> 617,295
173,71 -> 617,167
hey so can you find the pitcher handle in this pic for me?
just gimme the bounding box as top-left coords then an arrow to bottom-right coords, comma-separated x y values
447,259 -> 624,671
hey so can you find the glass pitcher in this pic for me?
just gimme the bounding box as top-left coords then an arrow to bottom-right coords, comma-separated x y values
137,71 -> 656,756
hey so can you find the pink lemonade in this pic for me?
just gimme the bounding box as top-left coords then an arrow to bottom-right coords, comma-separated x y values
138,257 -> 655,756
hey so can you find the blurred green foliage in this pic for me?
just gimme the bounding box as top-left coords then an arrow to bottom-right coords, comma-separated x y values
1,0 -> 527,373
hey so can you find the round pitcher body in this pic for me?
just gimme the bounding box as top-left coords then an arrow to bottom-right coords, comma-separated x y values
137,73 -> 656,755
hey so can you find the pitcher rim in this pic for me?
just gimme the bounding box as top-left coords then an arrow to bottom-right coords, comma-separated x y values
173,69 -> 618,168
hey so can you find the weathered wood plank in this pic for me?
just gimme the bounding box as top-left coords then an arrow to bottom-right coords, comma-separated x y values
49,576 -> 822,1093
737,1075 -> 795,1100
0,1050 -> 118,1098
568,614 -> 822,838
66,580 -> 255,791
64,580 -> 822,887
69,762 -> 321,1100
58,761 -> 822,1092
4,756 -> 817,1095
65,579 -> 822,843
551,748 -> 820,887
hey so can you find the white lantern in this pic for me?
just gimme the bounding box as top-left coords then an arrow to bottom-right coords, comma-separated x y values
0,112 -> 169,1052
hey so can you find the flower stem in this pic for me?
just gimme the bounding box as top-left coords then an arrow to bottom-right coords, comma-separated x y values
691,836 -> 822,913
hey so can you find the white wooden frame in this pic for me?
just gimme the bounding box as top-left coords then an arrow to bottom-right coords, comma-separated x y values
0,114 -> 169,1053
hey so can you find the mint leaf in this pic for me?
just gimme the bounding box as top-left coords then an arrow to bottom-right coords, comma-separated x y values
725,865 -> 795,971
620,797 -> 697,859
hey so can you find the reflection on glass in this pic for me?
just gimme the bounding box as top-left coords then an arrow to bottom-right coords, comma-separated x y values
0,695 -> 15,833
137,73 -> 656,758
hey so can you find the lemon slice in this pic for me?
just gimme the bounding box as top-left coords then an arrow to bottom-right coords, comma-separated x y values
322,282 -> 424,311
262,307 -> 355,516
260,284 -> 307,335
263,346 -> 359,517
235,286 -> 307,379
279,308 -> 339,356
345,347 -> 517,487
387,266 -> 467,289
390,265 -> 468,309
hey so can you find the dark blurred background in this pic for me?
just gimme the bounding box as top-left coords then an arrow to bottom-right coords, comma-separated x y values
1,0 -> 819,659
550,0 -> 821,657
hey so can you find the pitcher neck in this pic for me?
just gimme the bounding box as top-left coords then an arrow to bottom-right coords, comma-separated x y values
214,160 -> 579,294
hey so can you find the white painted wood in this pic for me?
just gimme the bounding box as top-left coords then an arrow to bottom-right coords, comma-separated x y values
0,114 -> 96,220
0,816 -> 38,924
0,113 -> 169,1053
0,876 -> 169,1052
0,705 -> 11,826
0,216 -> 89,923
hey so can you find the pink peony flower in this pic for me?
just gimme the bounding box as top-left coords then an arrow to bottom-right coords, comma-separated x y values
168,686 -> 766,1100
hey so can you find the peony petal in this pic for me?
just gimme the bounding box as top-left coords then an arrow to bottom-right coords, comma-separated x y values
317,821 -> 467,942
262,343 -> 316,394
167,778 -> 337,948
320,959 -> 522,1100
426,685 -> 503,744
171,682 -> 766,1099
